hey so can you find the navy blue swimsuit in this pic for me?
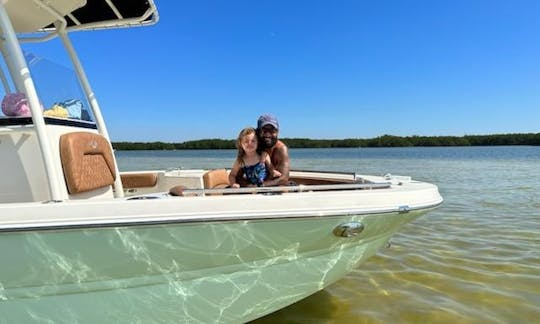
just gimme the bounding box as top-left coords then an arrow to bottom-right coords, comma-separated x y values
243,162 -> 267,186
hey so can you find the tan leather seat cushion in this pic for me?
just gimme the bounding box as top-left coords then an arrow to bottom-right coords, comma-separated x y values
203,169 -> 229,189
60,132 -> 116,194
121,173 -> 158,188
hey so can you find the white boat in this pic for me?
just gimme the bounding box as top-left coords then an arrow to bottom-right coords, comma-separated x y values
0,1 -> 443,322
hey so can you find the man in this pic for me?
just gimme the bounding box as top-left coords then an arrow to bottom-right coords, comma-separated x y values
256,114 -> 290,186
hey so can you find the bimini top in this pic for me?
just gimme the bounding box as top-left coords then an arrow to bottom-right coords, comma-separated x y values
5,0 -> 158,34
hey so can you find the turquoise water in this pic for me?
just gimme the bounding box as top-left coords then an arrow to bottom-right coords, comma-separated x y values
116,146 -> 540,323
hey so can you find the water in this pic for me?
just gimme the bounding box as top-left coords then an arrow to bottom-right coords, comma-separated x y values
115,146 -> 540,323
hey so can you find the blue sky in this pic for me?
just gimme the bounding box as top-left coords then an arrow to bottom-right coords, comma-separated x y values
27,0 -> 540,142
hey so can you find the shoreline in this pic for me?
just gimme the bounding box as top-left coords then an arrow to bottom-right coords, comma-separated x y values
112,133 -> 540,150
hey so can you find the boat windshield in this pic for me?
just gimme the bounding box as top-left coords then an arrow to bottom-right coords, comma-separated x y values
0,47 -> 94,126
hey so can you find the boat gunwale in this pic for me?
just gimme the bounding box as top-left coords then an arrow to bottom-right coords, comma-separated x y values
0,199 -> 443,233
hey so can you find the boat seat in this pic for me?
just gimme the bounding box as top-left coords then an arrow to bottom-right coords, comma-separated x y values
59,132 -> 116,195
203,169 -> 230,189
169,169 -> 230,197
121,172 -> 158,189
202,169 -> 230,196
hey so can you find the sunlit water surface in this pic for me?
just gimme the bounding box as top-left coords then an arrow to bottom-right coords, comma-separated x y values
116,146 -> 540,323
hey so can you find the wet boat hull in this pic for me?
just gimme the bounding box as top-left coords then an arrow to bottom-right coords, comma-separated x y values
0,208 -> 430,322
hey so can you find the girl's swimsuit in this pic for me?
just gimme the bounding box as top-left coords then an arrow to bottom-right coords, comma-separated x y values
243,161 -> 267,186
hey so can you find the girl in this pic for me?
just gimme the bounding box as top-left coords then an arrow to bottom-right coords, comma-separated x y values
229,127 -> 275,188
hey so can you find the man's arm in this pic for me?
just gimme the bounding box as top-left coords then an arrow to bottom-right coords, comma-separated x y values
263,145 -> 290,186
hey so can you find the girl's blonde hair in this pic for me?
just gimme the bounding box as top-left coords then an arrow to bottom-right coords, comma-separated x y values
235,127 -> 257,165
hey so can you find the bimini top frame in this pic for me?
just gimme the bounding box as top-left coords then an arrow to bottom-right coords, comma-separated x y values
6,0 -> 159,35
0,0 -> 158,201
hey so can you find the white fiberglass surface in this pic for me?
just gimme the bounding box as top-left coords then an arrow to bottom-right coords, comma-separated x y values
0,212 -> 412,323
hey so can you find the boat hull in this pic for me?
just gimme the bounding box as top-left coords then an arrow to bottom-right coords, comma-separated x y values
0,171 -> 442,322
0,208 -> 429,323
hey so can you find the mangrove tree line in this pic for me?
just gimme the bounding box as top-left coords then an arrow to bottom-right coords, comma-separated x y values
112,133 -> 540,150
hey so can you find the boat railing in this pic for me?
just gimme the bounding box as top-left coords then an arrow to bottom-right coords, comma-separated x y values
179,182 -> 392,196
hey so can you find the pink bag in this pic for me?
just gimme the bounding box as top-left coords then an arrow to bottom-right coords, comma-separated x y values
2,93 -> 32,117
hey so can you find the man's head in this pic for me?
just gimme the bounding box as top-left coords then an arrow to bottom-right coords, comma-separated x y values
257,114 -> 279,148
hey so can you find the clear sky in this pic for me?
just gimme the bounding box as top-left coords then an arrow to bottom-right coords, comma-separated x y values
27,0 -> 540,142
